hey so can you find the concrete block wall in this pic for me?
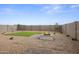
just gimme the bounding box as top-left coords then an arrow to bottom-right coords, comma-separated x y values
77,22 -> 79,40
0,25 -> 7,33
66,23 -> 76,39
0,24 -> 62,34
16,25 -> 61,31
31,25 -> 40,31
17,24 -> 63,32
40,25 -> 50,31
0,25 -> 17,33
25,25 -> 32,31
62,21 -> 79,40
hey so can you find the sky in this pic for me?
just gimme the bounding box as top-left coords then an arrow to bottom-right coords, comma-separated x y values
0,4 -> 79,25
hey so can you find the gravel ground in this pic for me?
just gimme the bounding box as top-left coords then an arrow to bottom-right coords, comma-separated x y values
0,32 -> 79,54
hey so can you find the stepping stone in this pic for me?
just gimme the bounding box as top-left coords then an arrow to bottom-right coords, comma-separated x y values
66,35 -> 70,37
72,38 -> 77,41
9,37 -> 14,40
53,33 -> 56,34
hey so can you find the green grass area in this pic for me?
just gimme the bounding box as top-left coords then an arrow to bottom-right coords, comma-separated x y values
6,31 -> 42,37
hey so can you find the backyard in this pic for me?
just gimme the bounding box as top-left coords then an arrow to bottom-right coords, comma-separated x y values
0,31 -> 79,54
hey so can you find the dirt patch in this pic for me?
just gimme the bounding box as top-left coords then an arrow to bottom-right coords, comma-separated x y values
0,32 -> 79,54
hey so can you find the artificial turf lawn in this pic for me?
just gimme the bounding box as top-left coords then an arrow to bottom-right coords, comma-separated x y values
6,32 -> 42,37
